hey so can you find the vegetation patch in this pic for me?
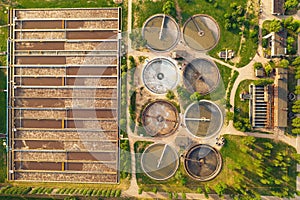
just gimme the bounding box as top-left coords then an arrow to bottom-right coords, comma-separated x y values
120,140 -> 131,179
226,70 -> 239,109
233,79 -> 253,131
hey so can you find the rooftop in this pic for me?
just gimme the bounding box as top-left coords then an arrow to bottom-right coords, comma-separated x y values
274,67 -> 288,128
272,0 -> 285,15
272,30 -> 287,57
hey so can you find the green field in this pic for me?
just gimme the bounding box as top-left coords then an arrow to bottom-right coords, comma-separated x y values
234,79 -> 253,122
135,135 -> 298,198
0,139 -> 6,183
132,0 -> 166,28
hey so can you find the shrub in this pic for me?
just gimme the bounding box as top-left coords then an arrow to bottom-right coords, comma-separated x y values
253,62 -> 263,69
115,189 -> 121,197
87,189 -> 93,196
166,90 -> 175,100
105,189 -> 111,198
190,92 -> 202,102
197,187 -> 203,194
138,188 -> 143,195
152,187 -> 157,194
82,189 -> 88,196
92,189 -> 98,196
168,191 -> 173,199
64,188 -> 71,194
101,189 -> 107,197
182,192 -> 186,199
23,187 -> 32,194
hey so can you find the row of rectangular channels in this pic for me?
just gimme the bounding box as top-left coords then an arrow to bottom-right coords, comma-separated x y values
8,8 -> 121,183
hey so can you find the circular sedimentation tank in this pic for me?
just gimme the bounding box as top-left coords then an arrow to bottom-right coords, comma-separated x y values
184,100 -> 223,139
183,58 -> 220,95
183,14 -> 220,51
142,14 -> 180,52
141,143 -> 179,180
142,100 -> 179,137
184,144 -> 222,181
142,57 -> 179,94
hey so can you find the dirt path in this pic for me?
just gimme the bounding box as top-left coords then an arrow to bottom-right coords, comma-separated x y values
174,0 -> 182,26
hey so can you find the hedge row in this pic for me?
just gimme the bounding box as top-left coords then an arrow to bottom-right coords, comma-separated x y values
56,188 -> 121,197
0,186 -> 32,195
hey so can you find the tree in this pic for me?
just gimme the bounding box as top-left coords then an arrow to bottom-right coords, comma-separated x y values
268,19 -> 282,32
190,92 -> 202,101
292,117 -> 300,127
264,63 -> 273,76
278,59 -> 289,68
263,142 -> 273,149
287,36 -> 295,45
292,103 -> 300,113
214,182 -> 227,197
175,171 -> 187,186
138,188 -> 143,195
242,136 -> 256,146
295,85 -> 300,94
166,90 -> 175,100
197,187 -> 203,194
292,128 -> 300,134
253,62 -> 263,69
285,0 -> 299,10
262,38 -> 268,48
168,191 -> 173,199
152,187 -> 158,193
292,57 -> 300,65
287,44 -> 296,54
204,185 -> 211,194
283,16 -> 294,28
162,1 -> 175,16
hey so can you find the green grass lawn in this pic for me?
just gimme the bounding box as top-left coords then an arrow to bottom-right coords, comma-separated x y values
132,0 -> 166,28
236,34 -> 258,68
0,139 -> 6,183
135,135 -> 298,198
0,70 -> 6,134
234,79 -> 253,121
220,135 -> 298,197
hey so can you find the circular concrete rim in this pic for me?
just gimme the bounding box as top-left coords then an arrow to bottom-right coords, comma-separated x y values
142,57 -> 180,94
183,58 -> 220,95
183,144 -> 222,181
142,14 -> 181,52
183,100 -> 224,139
142,100 -> 180,137
182,14 -> 220,52
141,143 -> 179,181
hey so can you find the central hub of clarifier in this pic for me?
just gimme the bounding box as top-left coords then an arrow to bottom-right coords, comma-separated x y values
157,115 -> 165,122
157,73 -> 164,80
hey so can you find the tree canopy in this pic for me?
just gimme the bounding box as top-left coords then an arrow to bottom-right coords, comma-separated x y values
285,0 -> 299,10
268,20 -> 282,32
